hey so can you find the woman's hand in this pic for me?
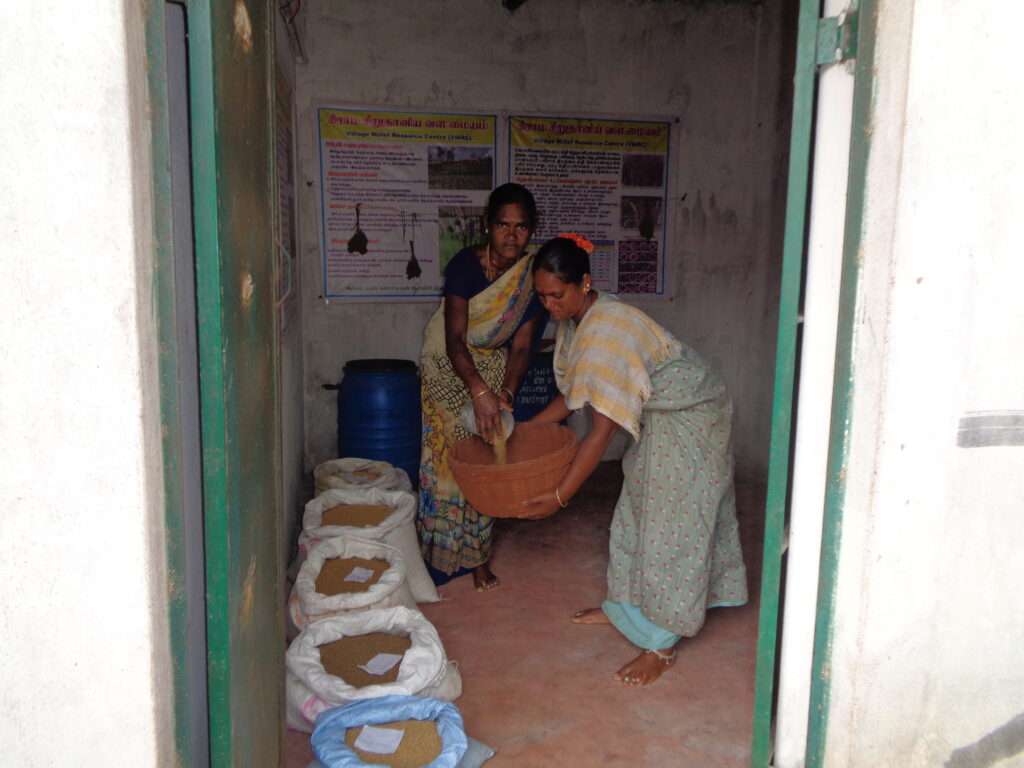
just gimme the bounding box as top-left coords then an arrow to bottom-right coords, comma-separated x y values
526,393 -> 571,425
496,386 -> 515,408
519,490 -> 560,520
520,410 -> 620,520
472,390 -> 505,443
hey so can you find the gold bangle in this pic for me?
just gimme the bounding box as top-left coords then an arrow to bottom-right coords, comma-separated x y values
472,388 -> 491,399
500,386 -> 514,400
555,487 -> 568,508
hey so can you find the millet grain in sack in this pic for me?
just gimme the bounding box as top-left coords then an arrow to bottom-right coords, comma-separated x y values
318,632 -> 412,688
344,719 -> 441,768
348,470 -> 380,482
321,504 -> 394,528
315,557 -> 389,596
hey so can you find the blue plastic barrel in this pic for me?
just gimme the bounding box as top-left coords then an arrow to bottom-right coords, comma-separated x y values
337,359 -> 421,489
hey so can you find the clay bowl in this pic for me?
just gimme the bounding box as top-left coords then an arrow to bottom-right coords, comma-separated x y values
448,423 -> 578,519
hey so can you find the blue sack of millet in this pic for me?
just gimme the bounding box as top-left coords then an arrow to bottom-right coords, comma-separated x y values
309,695 -> 494,768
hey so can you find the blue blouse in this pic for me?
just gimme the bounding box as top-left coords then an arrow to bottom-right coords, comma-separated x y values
443,247 -> 544,327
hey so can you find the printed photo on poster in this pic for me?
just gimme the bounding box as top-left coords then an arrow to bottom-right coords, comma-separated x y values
437,204 -> 485,274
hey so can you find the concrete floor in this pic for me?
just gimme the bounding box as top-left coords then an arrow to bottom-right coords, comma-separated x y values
285,461 -> 765,768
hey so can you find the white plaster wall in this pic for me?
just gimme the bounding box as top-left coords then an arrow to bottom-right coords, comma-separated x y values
0,2 -> 172,766
825,2 -> 1024,765
293,0 -> 792,475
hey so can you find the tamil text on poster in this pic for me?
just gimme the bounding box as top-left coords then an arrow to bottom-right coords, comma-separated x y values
509,115 -> 672,296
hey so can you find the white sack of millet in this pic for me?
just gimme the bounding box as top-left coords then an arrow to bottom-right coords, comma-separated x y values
285,606 -> 463,734
313,457 -> 413,495
287,537 -> 418,637
298,487 -> 439,604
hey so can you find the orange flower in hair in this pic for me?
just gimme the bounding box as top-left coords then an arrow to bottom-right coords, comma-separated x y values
556,232 -> 595,254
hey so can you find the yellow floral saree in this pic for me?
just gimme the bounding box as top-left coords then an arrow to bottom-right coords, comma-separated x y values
416,253 -> 535,576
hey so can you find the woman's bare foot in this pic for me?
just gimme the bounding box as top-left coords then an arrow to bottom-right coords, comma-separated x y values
613,647 -> 677,686
472,564 -> 500,592
570,607 -> 611,625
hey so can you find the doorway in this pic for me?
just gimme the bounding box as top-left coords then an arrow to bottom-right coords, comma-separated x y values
148,0 -> 875,765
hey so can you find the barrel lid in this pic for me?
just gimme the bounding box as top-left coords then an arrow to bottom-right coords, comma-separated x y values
343,358 -> 417,374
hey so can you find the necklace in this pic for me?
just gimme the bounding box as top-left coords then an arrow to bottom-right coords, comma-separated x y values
484,243 -> 494,281
485,243 -> 511,282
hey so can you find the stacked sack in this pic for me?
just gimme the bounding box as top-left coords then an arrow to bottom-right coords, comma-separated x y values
306,695 -> 495,768
312,457 -> 414,495
288,537 -> 418,635
287,458 -> 459,736
297,483 -> 439,605
287,457 -> 413,586
287,607 -> 462,733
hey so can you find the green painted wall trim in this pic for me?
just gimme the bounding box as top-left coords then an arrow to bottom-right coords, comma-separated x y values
805,0 -> 877,765
181,0 -> 233,763
143,1 -> 194,765
750,1 -> 823,765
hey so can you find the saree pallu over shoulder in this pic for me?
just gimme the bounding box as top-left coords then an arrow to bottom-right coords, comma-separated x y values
421,255 -> 535,368
417,254 -> 536,576
553,293 -> 681,439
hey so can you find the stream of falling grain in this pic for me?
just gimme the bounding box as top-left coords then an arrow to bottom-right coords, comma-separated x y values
492,422 -> 508,465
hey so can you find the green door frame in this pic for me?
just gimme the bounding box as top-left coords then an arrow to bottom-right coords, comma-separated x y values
750,0 -> 824,763
146,0 -> 283,765
187,1 -> 284,766
750,0 -> 878,766
184,1 -> 233,760
805,0 -> 877,765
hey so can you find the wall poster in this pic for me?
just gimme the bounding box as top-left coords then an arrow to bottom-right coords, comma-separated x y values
315,106 -> 674,301
316,106 -> 499,301
509,115 -> 673,296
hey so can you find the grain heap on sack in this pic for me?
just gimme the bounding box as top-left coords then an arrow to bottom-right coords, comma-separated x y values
309,695 -> 477,767
318,632 -> 412,688
288,537 -> 417,636
315,557 -> 389,596
320,503 -> 393,528
285,606 -> 463,733
343,470 -> 379,482
313,457 -> 413,495
344,718 -> 442,767
297,487 -> 440,603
